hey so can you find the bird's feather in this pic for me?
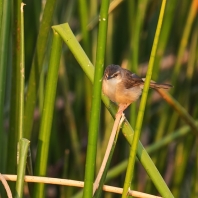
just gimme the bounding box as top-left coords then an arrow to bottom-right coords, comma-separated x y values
122,69 -> 144,89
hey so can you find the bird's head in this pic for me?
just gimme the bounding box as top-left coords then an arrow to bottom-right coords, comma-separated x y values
104,65 -> 122,83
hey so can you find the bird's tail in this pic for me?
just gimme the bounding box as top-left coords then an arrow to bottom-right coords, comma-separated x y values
141,78 -> 172,89
149,81 -> 172,89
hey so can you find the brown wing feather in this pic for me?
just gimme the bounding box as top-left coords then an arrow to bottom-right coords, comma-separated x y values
123,69 -> 144,89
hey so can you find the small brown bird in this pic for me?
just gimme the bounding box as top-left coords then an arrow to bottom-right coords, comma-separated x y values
102,64 -> 172,115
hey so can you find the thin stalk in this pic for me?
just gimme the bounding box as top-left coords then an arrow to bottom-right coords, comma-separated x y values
15,138 -> 30,198
78,0 -> 90,56
152,0 -> 178,80
26,147 -> 33,195
129,0 -> 148,128
157,89 -> 198,135
0,174 -> 12,198
127,0 -> 136,128
7,0 -> 21,193
83,0 -> 110,197
192,139 -> 198,197
78,0 -> 92,126
24,0 -> 57,139
19,2 -> 25,140
60,150 -> 70,198
93,114 -> 124,195
59,58 -> 83,177
130,0 -> 148,72
172,0 -> 197,86
53,23 -> 173,198
0,0 -> 11,174
3,174 -> 162,198
14,4 -> 26,196
33,31 -> 62,198
94,115 -> 125,198
172,135 -> 194,197
0,0 -> 2,30
122,0 -> 167,197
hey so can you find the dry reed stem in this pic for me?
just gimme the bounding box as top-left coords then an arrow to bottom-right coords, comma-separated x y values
93,112 -> 124,194
157,89 -> 198,135
0,173 -> 13,198
2,174 -> 162,198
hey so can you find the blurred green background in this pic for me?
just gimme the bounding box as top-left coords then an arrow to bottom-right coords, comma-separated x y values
0,0 -> 198,197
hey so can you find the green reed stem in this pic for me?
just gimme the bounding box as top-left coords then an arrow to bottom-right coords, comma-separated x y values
157,89 -> 198,135
152,0 -> 178,80
83,0 -> 110,197
7,0 -> 21,189
129,0 -> 148,128
122,0 -> 167,197
15,138 -> 30,198
172,0 -> 197,86
94,117 -> 124,198
59,59 -> 83,177
24,0 -> 57,140
33,31 -> 62,198
0,0 -> 11,174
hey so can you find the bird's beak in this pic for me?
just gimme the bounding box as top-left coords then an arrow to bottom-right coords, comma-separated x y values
106,76 -> 112,80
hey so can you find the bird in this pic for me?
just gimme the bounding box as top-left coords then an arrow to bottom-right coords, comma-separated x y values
102,64 -> 172,116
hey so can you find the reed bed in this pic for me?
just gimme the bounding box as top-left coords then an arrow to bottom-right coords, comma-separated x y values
0,0 -> 198,197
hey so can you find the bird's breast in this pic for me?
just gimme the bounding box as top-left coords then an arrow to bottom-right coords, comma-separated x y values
102,78 -> 117,102
102,79 -> 143,104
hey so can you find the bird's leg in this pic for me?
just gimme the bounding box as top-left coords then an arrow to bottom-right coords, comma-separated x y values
116,104 -> 129,117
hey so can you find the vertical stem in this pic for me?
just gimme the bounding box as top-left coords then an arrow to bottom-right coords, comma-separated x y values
18,2 -> 25,140
7,0 -> 21,189
83,0 -> 110,197
33,31 -> 62,198
172,0 -> 197,86
122,0 -> 167,197
24,0 -> 57,139
152,0 -> 178,80
15,138 -> 30,198
0,0 -> 11,173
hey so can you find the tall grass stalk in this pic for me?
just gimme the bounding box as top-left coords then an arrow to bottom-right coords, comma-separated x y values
7,0 -> 22,193
172,0 -> 197,86
0,0 -> 11,174
83,0 -> 110,197
122,0 -> 168,197
78,0 -> 92,126
15,138 -> 30,198
33,30 -> 62,198
129,0 -> 148,128
59,59 -> 83,177
24,0 -> 57,140
157,89 -> 198,135
152,0 -> 178,80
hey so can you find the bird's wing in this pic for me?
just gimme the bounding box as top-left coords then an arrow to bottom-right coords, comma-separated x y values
123,70 -> 144,89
